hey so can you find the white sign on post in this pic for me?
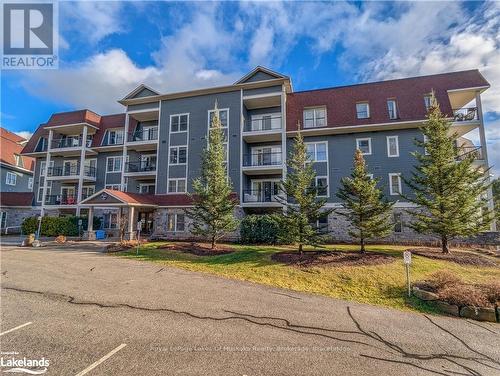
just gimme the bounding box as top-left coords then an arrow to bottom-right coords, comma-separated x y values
403,251 -> 412,265
403,251 -> 412,297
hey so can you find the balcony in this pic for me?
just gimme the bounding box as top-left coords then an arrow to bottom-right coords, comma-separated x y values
47,165 -> 96,181
242,152 -> 283,175
49,137 -> 96,157
45,195 -> 78,206
126,127 -> 158,151
242,189 -> 283,206
453,107 -> 478,122
124,161 -> 157,179
243,116 -> 282,142
456,146 -> 485,163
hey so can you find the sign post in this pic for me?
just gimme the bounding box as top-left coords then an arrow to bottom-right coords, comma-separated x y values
403,251 -> 412,297
136,221 -> 142,256
78,219 -> 83,239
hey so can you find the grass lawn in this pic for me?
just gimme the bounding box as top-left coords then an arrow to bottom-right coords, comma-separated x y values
117,243 -> 499,313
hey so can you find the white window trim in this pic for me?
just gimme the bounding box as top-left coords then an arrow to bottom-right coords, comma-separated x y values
208,108 -> 229,129
167,178 -> 187,194
169,145 -> 188,165
5,172 -> 17,186
423,135 -> 429,155
305,141 -> 328,162
37,180 -> 52,202
389,173 -> 402,196
356,138 -> 372,155
303,106 -> 327,129
106,156 -> 122,173
386,136 -> 399,157
315,176 -> 329,197
367,174 -> 374,180
105,129 -> 124,145
166,213 -> 186,232
356,102 -> 370,119
0,211 -> 7,229
60,186 -> 76,196
28,177 -> 33,190
169,113 -> 190,134
387,99 -> 397,119
105,184 -> 122,190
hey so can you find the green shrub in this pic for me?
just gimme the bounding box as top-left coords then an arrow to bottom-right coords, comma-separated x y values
21,216 -> 101,237
240,214 -> 286,244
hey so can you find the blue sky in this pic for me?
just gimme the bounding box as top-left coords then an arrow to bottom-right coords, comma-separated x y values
1,1 -> 499,172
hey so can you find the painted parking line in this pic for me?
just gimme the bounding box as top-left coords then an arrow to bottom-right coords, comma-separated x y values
75,344 -> 127,376
0,321 -> 32,336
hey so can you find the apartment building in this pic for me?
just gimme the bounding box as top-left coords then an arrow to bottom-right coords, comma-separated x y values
20,66 -> 493,240
0,128 -> 35,233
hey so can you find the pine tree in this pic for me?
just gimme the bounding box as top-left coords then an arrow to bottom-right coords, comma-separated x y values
185,102 -> 238,249
277,131 -> 333,254
405,94 -> 492,253
336,150 -> 394,253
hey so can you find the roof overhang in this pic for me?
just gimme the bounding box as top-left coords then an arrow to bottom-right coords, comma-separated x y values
79,189 -> 157,207
447,86 -> 490,109
45,122 -> 99,135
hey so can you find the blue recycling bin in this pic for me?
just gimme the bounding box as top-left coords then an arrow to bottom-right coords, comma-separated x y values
95,230 -> 106,240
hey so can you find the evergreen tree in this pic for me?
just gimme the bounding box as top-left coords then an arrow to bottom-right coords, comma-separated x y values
405,94 -> 492,253
336,149 -> 394,253
277,131 -> 333,254
185,102 -> 238,249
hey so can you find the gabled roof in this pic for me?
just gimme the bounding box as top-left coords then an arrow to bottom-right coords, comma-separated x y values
122,84 -> 160,101
46,109 -> 101,127
235,66 -> 289,84
80,189 -> 158,206
0,127 -> 34,171
0,192 -> 34,207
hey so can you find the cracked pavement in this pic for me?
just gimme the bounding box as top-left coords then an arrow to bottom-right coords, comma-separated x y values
1,244 -> 499,375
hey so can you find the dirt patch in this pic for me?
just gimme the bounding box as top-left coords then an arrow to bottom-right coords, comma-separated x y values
158,242 -> 235,256
271,250 -> 394,268
408,248 -> 498,267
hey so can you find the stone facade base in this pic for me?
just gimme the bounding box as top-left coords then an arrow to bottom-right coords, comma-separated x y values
0,207 -> 41,234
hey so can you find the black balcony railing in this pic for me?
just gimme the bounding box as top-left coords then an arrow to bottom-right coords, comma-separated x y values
242,189 -> 283,203
125,161 -> 157,173
47,165 -> 96,178
45,195 -> 78,205
243,152 -> 282,167
128,127 -> 158,142
51,137 -> 92,149
244,116 -> 282,132
456,146 -> 484,161
453,107 -> 478,122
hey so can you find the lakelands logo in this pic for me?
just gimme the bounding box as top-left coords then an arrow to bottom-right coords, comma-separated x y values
1,0 -> 59,69
0,356 -> 49,374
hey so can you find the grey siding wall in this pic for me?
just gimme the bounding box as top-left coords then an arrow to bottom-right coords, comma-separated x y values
0,165 -> 33,192
157,90 -> 242,194
243,86 -> 282,96
292,128 -> 424,202
127,102 -> 159,112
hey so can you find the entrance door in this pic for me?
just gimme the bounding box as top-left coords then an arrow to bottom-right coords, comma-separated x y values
138,212 -> 154,234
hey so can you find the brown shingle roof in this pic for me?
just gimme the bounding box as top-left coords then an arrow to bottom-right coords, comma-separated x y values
287,70 -> 490,131
0,192 -> 34,207
0,127 -> 34,171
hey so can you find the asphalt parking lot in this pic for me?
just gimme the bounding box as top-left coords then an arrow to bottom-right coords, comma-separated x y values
1,243 -> 499,375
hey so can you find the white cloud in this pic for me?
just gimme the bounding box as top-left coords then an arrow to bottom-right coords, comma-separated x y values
14,131 -> 33,140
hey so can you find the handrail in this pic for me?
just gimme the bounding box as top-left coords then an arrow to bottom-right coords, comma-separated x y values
125,161 -> 157,172
452,107 -> 478,122
242,189 -> 283,203
47,165 -> 96,177
243,152 -> 282,167
456,146 -> 484,161
244,116 -> 282,132
128,127 -> 158,142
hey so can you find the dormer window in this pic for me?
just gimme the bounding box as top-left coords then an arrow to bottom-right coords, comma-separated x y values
424,95 -> 432,111
303,107 -> 326,128
356,102 -> 370,119
387,99 -> 397,119
14,154 -> 23,167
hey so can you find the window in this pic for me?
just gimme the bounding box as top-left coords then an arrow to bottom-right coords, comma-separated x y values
356,102 -> 370,119
303,107 -> 326,128
28,177 -> 33,190
315,176 -> 328,197
316,214 -> 328,233
103,213 -> 118,229
36,137 -> 46,151
209,109 -> 228,128
37,181 -> 52,202
39,160 -> 53,177
108,130 -> 124,145
168,179 -> 187,193
356,138 -> 372,155
387,99 -> 397,119
106,156 -> 122,173
170,114 -> 189,133
167,213 -> 185,232
366,174 -> 374,180
105,184 -> 122,191
14,154 -> 23,167
0,211 -> 6,229
305,142 -> 327,162
139,184 -> 155,194
169,146 -> 187,165
82,186 -> 95,198
423,134 -> 429,155
386,136 -> 399,157
6,172 -> 16,186
394,212 -> 403,233
389,173 -> 402,195
424,95 -> 432,111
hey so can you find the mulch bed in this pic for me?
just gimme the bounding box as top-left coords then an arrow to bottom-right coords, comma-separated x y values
158,242 -> 235,256
271,250 -> 394,268
408,248 -> 498,267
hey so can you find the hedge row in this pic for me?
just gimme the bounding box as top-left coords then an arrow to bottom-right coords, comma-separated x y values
21,216 -> 101,237
240,214 -> 287,244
